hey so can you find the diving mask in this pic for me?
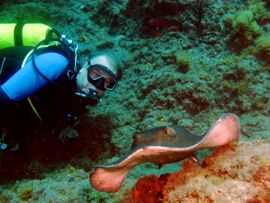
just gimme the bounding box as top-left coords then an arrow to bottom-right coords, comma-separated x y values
87,64 -> 117,91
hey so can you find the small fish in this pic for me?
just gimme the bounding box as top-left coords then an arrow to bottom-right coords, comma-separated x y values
90,113 -> 240,193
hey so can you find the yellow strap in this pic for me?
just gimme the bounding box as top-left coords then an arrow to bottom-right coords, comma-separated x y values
21,51 -> 43,122
27,97 -> 42,122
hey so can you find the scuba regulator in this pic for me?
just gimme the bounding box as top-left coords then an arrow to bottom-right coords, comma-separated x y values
75,88 -> 100,105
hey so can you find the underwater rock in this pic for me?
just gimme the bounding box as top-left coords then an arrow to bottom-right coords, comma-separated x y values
126,0 -> 186,36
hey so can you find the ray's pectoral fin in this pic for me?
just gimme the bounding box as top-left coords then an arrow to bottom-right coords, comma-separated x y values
133,133 -> 143,148
197,113 -> 241,149
90,149 -> 146,193
90,165 -> 131,193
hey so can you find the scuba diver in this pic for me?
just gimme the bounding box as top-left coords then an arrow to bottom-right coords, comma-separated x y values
0,23 -> 123,152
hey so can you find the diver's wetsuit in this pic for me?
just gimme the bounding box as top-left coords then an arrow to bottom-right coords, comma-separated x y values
0,47 -> 80,149
0,52 -> 68,101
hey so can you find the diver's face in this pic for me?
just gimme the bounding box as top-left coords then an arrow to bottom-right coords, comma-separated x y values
75,62 -> 104,96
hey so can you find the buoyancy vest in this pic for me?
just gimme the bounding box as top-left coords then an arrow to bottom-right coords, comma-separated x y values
0,22 -> 77,84
0,23 -> 58,85
0,44 -> 77,86
0,24 -> 78,122
0,46 -> 33,84
0,23 -> 54,48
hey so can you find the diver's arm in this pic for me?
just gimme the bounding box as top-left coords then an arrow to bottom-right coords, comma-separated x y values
0,52 -> 68,101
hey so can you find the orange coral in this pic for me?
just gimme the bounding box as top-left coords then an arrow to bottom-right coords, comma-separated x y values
126,174 -> 168,203
162,159 -> 200,197
125,140 -> 270,202
252,166 -> 270,202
